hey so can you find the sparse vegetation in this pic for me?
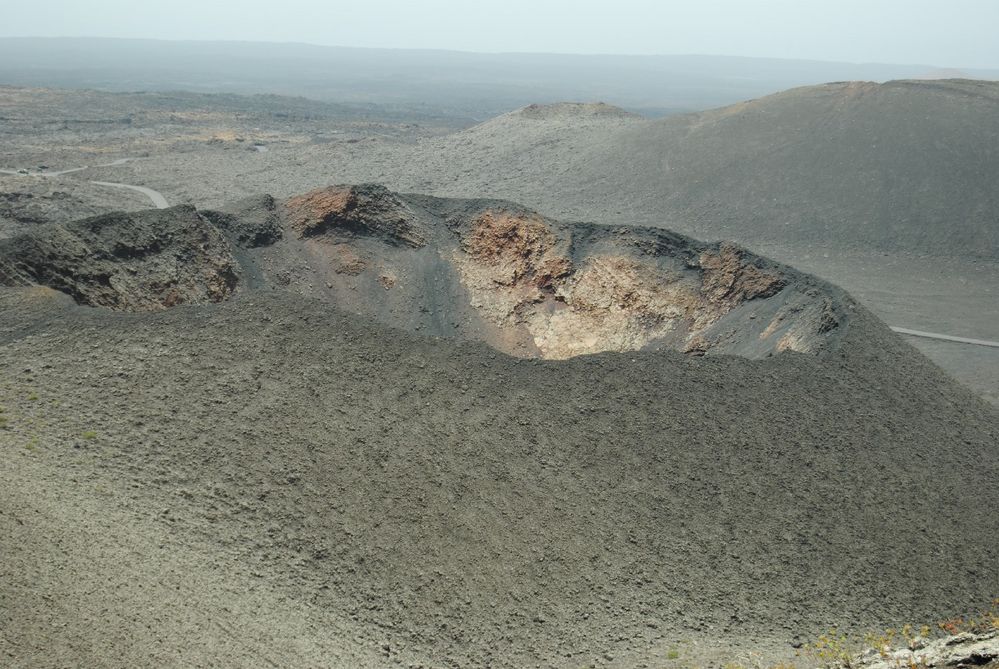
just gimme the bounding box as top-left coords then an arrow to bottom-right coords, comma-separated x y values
803,629 -> 854,668
936,598 -> 999,635
81,430 -> 98,440
798,602 -> 999,669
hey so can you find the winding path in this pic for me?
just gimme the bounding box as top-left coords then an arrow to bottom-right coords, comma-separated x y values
89,181 -> 169,209
1,158 -> 169,209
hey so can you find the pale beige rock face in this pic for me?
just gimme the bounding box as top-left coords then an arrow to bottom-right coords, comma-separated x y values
449,209 -> 796,359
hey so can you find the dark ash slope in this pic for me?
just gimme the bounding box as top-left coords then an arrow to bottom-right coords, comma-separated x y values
1,192 -> 997,668
0,284 -> 997,668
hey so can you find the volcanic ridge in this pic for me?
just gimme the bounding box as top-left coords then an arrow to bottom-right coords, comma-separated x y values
1,184 -> 847,360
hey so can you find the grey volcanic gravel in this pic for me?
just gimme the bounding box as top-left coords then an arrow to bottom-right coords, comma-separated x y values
1,284 -> 997,668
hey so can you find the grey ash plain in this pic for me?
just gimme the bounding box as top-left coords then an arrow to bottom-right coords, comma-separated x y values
0,78 -> 998,668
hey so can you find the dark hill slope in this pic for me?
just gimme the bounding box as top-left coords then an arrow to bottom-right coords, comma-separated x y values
0,284 -> 997,668
614,79 -> 999,255
1,194 -> 998,667
357,80 -> 999,258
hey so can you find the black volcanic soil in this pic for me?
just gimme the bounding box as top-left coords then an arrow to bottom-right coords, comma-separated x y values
1,290 -> 997,668
1,190 -> 998,668
1,81 -> 997,666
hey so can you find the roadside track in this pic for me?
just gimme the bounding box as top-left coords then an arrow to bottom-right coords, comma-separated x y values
1,158 -> 169,209
889,327 -> 999,349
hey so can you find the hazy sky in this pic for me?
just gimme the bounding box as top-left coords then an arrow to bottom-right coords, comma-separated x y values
4,0 -> 999,68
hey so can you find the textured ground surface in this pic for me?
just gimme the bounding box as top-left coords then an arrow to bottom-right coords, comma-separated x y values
0,283 -> 997,668
1,190 -> 998,667
1,82 -> 997,668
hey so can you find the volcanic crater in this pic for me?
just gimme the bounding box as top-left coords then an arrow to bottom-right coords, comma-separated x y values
0,183 -> 850,360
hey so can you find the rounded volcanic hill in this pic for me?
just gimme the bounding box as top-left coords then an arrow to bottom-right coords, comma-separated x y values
513,101 -> 640,120
1,187 -> 997,668
361,79 -> 999,259
612,78 -> 999,256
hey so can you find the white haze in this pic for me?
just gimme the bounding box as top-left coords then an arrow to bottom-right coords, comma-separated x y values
2,0 -> 999,69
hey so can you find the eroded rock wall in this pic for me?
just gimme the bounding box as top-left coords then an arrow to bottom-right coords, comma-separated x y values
0,206 -> 240,310
268,185 -> 849,359
0,184 -> 849,359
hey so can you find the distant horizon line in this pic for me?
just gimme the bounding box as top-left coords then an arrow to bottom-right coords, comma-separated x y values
2,34 -> 997,71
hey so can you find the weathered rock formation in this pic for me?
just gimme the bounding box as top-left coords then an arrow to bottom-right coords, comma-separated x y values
0,184 -> 851,359
272,184 -> 849,359
0,205 -> 239,310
